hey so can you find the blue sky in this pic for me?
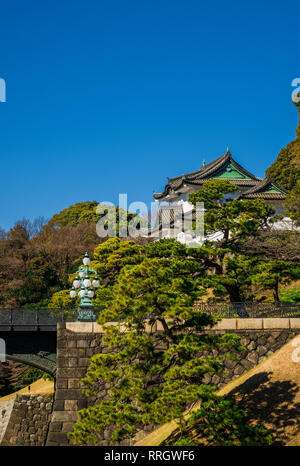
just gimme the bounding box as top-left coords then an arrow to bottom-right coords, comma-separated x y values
0,0 -> 299,230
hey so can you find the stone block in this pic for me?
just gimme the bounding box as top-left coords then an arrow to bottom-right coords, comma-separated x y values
225,358 -> 238,369
62,422 -> 75,433
57,357 -> 69,368
55,388 -> 86,400
64,400 -> 78,411
237,319 -> 263,330
53,400 -> 65,411
46,432 -> 69,445
234,364 -> 244,375
263,318 -> 290,329
16,437 -> 25,446
68,358 -> 79,368
93,323 -> 105,333
257,345 -> 267,356
57,339 -> 68,349
51,411 -> 79,422
78,358 -> 90,367
56,367 -> 87,378
77,339 -> 90,348
240,359 -> 253,370
68,379 -> 82,389
211,374 -> 220,385
289,319 -> 300,329
67,340 -> 77,348
247,340 -> 256,351
247,351 -> 259,364
212,319 -> 237,330
222,368 -> 232,378
66,322 -> 94,333
60,348 -> 82,358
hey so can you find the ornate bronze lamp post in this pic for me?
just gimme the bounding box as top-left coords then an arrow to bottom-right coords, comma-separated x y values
70,252 -> 100,321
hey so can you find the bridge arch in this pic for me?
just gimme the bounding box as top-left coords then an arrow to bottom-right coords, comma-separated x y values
5,354 -> 56,378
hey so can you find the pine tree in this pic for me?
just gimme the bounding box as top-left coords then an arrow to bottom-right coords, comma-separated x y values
69,245 -> 245,444
188,180 -> 283,303
67,182 -> 294,445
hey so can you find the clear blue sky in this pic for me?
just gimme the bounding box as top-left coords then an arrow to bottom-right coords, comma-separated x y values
0,0 -> 299,230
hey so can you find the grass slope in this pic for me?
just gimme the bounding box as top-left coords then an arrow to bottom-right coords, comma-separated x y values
0,378 -> 54,402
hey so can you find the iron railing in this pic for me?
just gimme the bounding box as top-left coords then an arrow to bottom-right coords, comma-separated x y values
194,302 -> 300,318
0,308 -> 104,328
0,303 -> 299,328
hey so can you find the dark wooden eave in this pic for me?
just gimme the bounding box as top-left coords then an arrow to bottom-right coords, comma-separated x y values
238,177 -> 288,200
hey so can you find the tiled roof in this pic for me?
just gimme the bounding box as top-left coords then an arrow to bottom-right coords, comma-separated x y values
181,179 -> 259,186
238,177 -> 288,200
153,150 -> 262,200
240,193 -> 287,199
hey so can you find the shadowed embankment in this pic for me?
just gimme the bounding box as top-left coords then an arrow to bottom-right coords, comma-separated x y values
136,334 -> 300,446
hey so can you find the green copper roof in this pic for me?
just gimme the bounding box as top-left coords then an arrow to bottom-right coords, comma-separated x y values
261,183 -> 286,194
210,160 -> 253,180
153,151 -> 262,200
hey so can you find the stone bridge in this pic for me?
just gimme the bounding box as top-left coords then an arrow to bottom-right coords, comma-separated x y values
0,303 -> 299,376
1,311 -> 300,446
0,309 -> 73,376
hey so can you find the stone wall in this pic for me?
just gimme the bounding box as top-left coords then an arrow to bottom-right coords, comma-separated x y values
0,399 -> 14,444
46,323 -> 106,446
0,394 -> 53,446
201,330 -> 297,388
47,319 -> 300,446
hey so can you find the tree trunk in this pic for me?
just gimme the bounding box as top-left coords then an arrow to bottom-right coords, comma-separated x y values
273,280 -> 280,302
226,285 -> 249,317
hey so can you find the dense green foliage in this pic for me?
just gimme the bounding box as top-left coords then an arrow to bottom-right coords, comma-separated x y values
18,367 -> 51,386
164,396 -> 272,446
51,181 -> 300,311
68,181 -> 291,445
266,100 -> 300,223
49,201 -> 100,227
69,238 -> 248,444
285,178 -> 300,224
266,139 -> 300,192
49,201 -> 142,233
280,287 -> 300,303
188,180 -> 299,302
0,363 -> 51,396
